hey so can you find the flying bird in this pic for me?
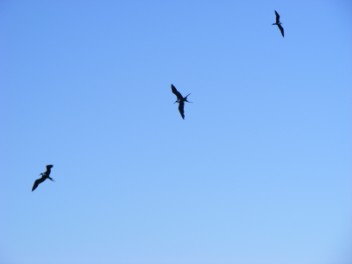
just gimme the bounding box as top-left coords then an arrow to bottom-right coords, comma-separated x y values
32,164 -> 54,191
171,84 -> 191,119
273,10 -> 284,37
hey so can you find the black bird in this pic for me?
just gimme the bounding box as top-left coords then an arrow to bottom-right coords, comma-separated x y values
32,164 -> 54,191
171,84 -> 191,119
273,10 -> 284,37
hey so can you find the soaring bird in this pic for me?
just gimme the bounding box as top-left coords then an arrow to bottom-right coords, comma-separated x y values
32,164 -> 54,191
273,10 -> 284,37
171,84 -> 191,119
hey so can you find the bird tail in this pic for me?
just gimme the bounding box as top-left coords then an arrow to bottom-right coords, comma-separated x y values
48,176 -> 54,182
185,93 -> 192,103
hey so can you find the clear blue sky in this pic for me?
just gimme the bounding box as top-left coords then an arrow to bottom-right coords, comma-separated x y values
1,1 -> 352,264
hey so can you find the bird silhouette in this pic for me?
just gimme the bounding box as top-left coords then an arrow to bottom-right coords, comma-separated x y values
32,164 -> 54,191
272,10 -> 284,37
171,84 -> 191,119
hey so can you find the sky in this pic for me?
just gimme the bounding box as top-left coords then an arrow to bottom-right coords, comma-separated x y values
1,1 -> 352,264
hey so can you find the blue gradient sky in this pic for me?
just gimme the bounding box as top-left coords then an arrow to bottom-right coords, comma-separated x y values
1,1 -> 352,264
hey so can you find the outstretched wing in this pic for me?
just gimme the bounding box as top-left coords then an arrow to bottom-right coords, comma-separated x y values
32,177 -> 45,191
275,10 -> 280,23
178,101 -> 185,119
278,24 -> 284,37
171,84 -> 183,100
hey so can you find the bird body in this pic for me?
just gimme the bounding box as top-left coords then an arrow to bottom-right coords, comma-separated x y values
171,84 -> 191,119
273,10 -> 284,37
32,164 -> 54,191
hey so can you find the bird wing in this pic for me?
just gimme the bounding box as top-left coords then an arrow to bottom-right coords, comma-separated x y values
32,177 -> 45,191
275,10 -> 280,23
178,101 -> 185,119
278,24 -> 284,37
171,84 -> 183,100
45,164 -> 53,175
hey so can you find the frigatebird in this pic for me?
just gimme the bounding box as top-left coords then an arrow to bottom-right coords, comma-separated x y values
32,164 -> 54,191
171,84 -> 191,119
273,10 -> 284,37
